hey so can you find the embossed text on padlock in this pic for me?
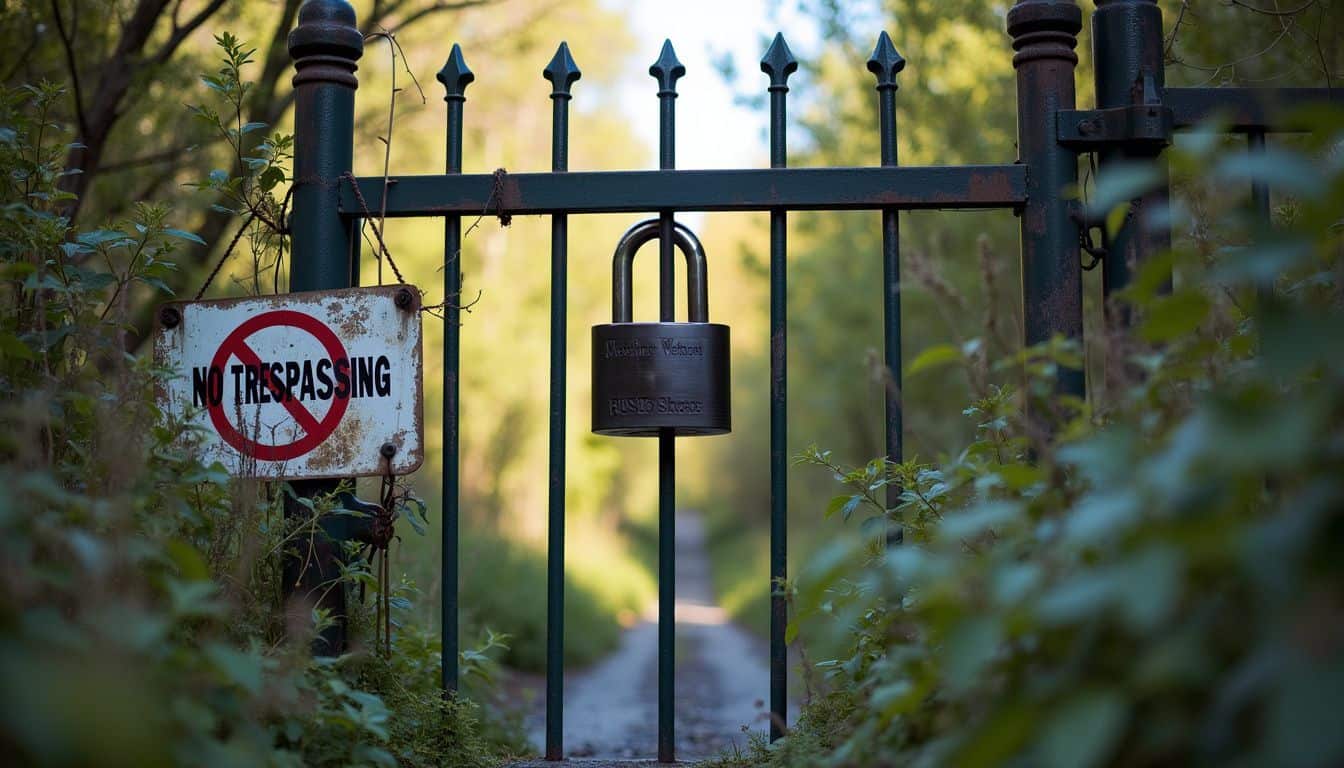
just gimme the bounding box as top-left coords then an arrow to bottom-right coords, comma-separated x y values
591,219 -> 731,437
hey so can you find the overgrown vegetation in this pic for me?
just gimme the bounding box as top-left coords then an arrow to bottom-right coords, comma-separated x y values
709,113 -> 1344,766
0,46 -> 525,766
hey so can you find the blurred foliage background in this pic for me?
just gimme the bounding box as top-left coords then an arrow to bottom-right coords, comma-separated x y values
1,0 -> 1342,764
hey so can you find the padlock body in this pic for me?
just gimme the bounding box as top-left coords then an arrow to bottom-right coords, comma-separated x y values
592,322 -> 730,436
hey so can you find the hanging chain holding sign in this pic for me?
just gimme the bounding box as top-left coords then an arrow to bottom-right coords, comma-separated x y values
154,285 -> 425,480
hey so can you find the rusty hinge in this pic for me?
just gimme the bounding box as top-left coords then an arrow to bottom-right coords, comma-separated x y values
1058,73 -> 1174,150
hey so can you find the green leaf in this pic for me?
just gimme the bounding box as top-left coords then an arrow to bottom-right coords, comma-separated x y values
1089,162 -> 1162,219
1114,546 -> 1182,633
1037,690 -> 1128,768
1064,492 -> 1139,546
205,642 -> 263,695
0,331 -> 35,362
165,540 -> 208,581
76,228 -> 131,247
908,343 -> 961,376
1036,569 -> 1121,625
939,501 -> 1019,541
997,462 -> 1044,491
954,702 -> 1039,768
165,579 -> 222,618
135,275 -> 176,296
1214,149 -> 1328,199
259,166 -> 286,193
1140,290 -> 1209,342
825,493 -> 863,521
163,227 -> 206,245
943,616 -> 1002,693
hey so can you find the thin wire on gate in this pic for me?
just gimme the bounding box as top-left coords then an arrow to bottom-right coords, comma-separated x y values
374,464 -> 400,658
347,26 -> 500,321
1075,152 -> 1107,272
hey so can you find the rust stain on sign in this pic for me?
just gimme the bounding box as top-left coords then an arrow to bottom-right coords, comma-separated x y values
153,285 -> 424,480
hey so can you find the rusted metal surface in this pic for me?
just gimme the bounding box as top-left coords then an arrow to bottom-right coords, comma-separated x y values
153,285 -> 424,480
1091,0 -> 1171,316
337,165 -> 1028,218
1010,0 -> 1085,398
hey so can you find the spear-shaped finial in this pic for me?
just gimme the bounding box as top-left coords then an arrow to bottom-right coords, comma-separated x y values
649,39 -> 685,96
866,31 -> 906,90
437,43 -> 474,101
544,41 -> 581,99
760,32 -> 798,91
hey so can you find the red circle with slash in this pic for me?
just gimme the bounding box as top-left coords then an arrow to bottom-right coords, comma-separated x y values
208,310 -> 350,462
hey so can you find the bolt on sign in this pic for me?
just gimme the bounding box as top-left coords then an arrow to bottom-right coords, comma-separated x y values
154,285 -> 424,479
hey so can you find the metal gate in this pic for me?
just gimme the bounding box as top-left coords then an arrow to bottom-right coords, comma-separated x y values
283,0 -> 1339,761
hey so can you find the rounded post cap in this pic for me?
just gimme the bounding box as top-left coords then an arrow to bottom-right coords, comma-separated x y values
288,0 -> 363,63
1006,0 -> 1083,40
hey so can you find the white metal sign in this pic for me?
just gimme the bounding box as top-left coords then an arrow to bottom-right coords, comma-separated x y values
154,285 -> 424,479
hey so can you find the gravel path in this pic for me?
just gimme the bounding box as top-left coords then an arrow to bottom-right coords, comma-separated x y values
519,511 -> 772,763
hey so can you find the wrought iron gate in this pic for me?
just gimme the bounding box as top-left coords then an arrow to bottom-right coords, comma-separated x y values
283,0 -> 1339,761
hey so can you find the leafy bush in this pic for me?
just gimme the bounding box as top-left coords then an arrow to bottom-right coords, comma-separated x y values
0,56 -> 522,768
714,113 -> 1344,767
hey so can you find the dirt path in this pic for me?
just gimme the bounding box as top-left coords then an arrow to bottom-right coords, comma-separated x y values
521,511 -> 772,762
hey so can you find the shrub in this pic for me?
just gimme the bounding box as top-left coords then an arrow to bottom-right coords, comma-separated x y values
719,112 -> 1344,767
0,61 -> 521,768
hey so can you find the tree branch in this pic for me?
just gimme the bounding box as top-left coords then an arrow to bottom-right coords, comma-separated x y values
382,0 -> 493,33
151,0 -> 230,66
47,0 -> 89,138
115,0 -> 173,60
96,143 -> 203,174
1226,0 -> 1317,17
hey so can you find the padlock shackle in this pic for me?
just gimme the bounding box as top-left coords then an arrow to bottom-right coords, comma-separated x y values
612,218 -> 708,323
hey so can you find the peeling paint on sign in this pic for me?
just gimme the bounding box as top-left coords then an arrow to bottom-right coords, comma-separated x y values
153,285 -> 424,480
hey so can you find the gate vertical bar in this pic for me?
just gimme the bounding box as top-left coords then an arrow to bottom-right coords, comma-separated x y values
650,39 -> 684,764
1092,0 -> 1170,314
286,0 -> 363,655
761,34 -> 797,744
1008,0 -> 1084,397
543,43 -> 580,762
437,44 -> 473,696
868,32 -> 906,518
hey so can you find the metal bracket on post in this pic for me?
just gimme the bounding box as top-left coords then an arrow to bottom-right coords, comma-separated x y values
1057,74 -> 1173,150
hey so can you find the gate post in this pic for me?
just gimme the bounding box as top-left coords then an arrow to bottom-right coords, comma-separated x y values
1091,0 -> 1170,313
1008,0 -> 1084,398
285,0 -> 363,654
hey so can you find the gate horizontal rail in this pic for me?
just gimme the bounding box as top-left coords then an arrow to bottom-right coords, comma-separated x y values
1166,87 -> 1343,131
337,165 -> 1028,217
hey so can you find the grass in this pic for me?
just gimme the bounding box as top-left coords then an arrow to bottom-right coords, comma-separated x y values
459,522 -> 655,672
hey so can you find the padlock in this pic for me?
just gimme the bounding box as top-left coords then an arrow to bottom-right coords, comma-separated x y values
592,219 -> 730,437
